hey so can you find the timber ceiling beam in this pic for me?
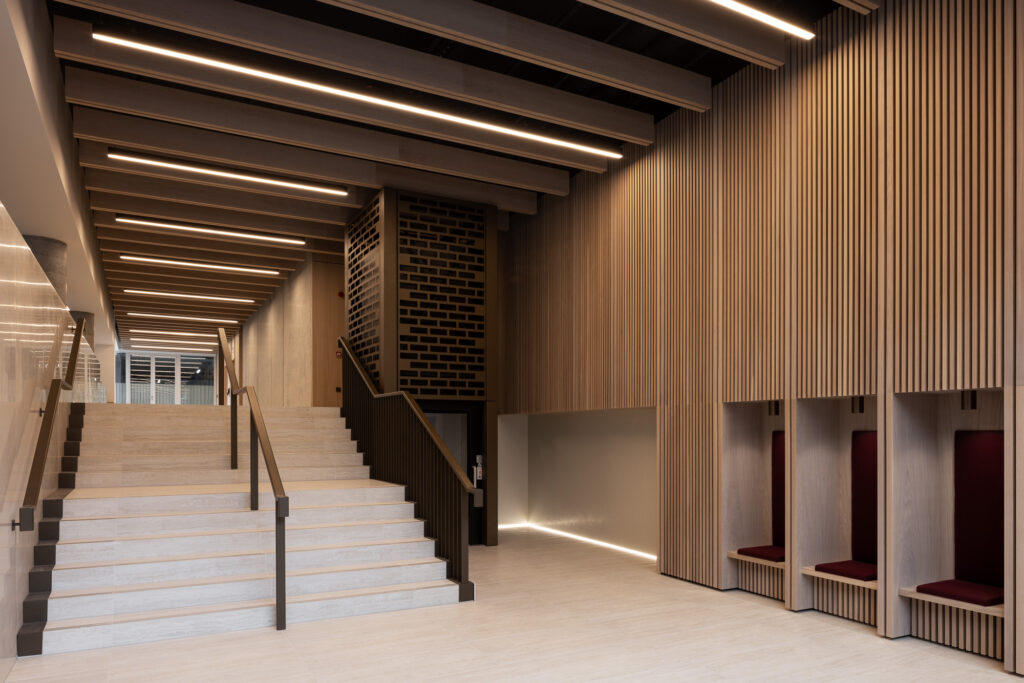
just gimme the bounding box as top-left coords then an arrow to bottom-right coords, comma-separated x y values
97,238 -> 297,272
833,0 -> 879,14
54,16 -> 608,173
65,68 -> 570,195
576,0 -> 785,68
53,0 -> 654,144
83,169 -> 348,225
319,0 -> 711,110
73,109 -> 538,214
95,228 -> 308,265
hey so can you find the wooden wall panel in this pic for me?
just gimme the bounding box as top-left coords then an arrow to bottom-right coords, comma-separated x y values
500,0 -> 1018,599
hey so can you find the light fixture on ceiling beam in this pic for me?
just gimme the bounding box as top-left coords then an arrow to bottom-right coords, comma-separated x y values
92,32 -> 624,160
114,217 -> 306,246
707,0 -> 815,40
129,337 -> 217,347
119,254 -> 279,276
128,329 -> 217,338
126,312 -> 239,324
123,289 -> 255,304
130,344 -> 218,352
105,151 -> 349,197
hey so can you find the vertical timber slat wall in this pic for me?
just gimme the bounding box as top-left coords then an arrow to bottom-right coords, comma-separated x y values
500,0 -> 1021,667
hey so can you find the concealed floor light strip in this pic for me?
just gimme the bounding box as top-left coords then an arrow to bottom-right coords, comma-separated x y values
106,152 -> 348,197
128,329 -> 217,337
498,522 -> 657,561
93,32 -> 623,160
708,0 -> 815,40
0,279 -> 52,286
126,312 -> 239,324
114,217 -> 306,246
123,289 -> 254,304
119,254 -> 279,276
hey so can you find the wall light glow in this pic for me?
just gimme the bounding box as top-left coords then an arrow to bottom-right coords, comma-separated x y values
708,0 -> 815,40
497,522 -> 657,561
93,32 -> 623,160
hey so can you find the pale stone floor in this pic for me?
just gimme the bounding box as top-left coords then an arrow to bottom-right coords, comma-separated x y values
7,528 -> 1008,681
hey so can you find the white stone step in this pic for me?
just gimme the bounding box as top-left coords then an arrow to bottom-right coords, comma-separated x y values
55,519 -> 426,563
74,465 -> 370,487
47,558 -> 448,620
78,439 -> 358,457
61,481 -> 406,517
59,502 -> 414,539
51,538 -> 438,590
74,452 -> 364,472
42,579 -> 457,654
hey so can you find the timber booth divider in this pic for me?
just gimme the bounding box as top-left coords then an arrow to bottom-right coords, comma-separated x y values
340,337 -> 478,601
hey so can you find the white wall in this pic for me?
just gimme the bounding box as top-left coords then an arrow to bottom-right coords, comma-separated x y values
499,408 -> 658,556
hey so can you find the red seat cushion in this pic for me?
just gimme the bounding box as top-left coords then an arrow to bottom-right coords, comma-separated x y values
815,560 -> 877,581
917,579 -> 1004,607
737,545 -> 785,563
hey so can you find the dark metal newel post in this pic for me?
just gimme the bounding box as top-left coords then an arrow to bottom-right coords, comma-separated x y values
250,407 -> 258,511
276,495 -> 288,630
230,398 -> 238,470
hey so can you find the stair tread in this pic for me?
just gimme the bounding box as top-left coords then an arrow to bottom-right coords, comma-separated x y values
53,537 -> 434,571
48,557 -> 446,599
58,518 -> 423,545
65,479 -> 399,500
61,501 -> 408,522
44,580 -> 455,631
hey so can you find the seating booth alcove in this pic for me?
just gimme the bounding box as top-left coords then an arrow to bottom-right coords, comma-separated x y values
792,396 -> 879,628
890,389 -> 1006,661
722,401 -> 786,602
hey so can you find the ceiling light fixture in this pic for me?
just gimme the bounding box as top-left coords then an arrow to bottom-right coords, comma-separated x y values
105,151 -> 348,196
128,329 -> 217,338
119,254 -> 279,276
130,337 -> 217,347
126,312 -> 238,324
114,217 -> 306,246
123,289 -> 254,304
707,0 -> 814,40
130,344 -> 218,353
92,32 -> 623,160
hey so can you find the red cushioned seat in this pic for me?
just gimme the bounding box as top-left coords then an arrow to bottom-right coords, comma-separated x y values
815,560 -> 877,582
737,545 -> 785,563
916,579 -> 1004,607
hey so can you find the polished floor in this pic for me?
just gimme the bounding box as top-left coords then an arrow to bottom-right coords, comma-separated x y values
8,528 -> 1007,681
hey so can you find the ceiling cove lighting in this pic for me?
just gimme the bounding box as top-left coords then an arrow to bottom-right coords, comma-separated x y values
708,0 -> 815,40
497,522 -> 657,561
123,289 -> 254,304
106,152 -> 348,197
114,217 -> 306,246
126,312 -> 238,324
92,32 -> 623,160
128,329 -> 217,338
119,254 -> 279,276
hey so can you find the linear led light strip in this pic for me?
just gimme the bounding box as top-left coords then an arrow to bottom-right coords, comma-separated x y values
498,522 -> 657,561
128,329 -> 217,338
115,217 -> 306,246
120,254 -> 279,276
106,152 -> 347,198
708,0 -> 815,40
131,344 -> 218,352
0,279 -> 51,286
92,32 -> 623,160
0,322 -> 58,328
123,289 -> 254,304
130,338 -> 217,347
126,312 -> 238,324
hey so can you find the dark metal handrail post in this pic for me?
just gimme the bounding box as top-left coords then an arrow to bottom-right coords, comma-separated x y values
275,496 -> 288,630
230,397 -> 238,470
250,405 -> 259,511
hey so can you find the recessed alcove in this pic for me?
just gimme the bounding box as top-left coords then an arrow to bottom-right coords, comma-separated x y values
792,396 -> 878,627
722,400 -> 785,601
890,389 -> 1006,660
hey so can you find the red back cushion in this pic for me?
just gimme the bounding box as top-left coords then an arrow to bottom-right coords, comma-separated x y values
850,431 -> 878,564
771,431 -> 785,548
954,430 -> 1003,587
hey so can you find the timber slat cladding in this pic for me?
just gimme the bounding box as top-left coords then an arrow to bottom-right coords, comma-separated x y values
812,578 -> 877,626
736,561 -> 784,601
909,598 -> 1004,660
500,0 -> 1018,598
346,193 -> 384,384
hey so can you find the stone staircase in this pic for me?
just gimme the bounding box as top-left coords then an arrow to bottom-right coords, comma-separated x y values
20,404 -> 458,656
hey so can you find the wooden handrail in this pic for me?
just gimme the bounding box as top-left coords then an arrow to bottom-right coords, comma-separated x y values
217,327 -> 289,629
17,317 -> 86,533
339,339 -> 475,493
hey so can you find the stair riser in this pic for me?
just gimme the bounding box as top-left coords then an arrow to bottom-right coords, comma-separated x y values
55,522 -> 426,563
78,441 -> 357,457
80,426 -> 352,442
42,584 -> 456,655
74,453 -> 364,471
59,504 -> 415,540
74,466 -> 370,487
61,487 -> 406,517
51,540 -> 437,590
48,562 -> 448,620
